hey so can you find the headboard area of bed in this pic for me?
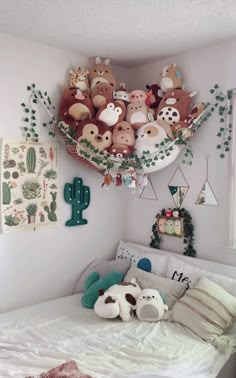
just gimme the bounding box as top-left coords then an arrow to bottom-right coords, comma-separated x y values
127,241 -> 236,280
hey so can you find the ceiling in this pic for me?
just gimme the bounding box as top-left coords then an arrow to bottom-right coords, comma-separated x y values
1,0 -> 236,67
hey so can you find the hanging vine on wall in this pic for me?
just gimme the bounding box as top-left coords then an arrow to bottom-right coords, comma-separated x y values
150,207 -> 196,257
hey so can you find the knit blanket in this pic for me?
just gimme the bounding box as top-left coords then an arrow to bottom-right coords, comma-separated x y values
26,361 -> 92,378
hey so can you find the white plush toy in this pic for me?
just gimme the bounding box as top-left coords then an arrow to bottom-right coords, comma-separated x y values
94,278 -> 141,322
136,289 -> 168,322
134,121 -> 180,173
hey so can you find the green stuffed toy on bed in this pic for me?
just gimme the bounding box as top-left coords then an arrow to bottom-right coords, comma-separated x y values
81,271 -> 123,308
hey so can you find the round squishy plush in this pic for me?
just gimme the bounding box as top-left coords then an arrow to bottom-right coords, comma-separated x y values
76,119 -> 112,151
174,219 -> 182,236
146,84 -> 163,109
126,103 -> 151,129
136,289 -> 168,322
159,64 -> 183,93
109,144 -> 133,158
58,88 -> 95,129
94,278 -> 141,322
91,82 -> 113,109
129,89 -> 147,105
158,217 -> 167,234
113,83 -> 130,105
96,101 -> 126,127
157,89 -> 196,128
165,219 -> 175,235
112,121 -> 135,147
89,56 -> 116,89
135,121 -> 171,157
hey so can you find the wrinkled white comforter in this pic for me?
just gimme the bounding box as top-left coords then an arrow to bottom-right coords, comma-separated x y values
0,294 -> 235,378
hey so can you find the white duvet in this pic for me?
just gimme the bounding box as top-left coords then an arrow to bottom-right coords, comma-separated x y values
0,294 -> 235,378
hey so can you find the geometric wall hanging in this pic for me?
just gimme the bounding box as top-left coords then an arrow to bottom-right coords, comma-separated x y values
168,165 -> 189,208
139,177 -> 158,200
195,155 -> 219,206
1,140 -> 59,233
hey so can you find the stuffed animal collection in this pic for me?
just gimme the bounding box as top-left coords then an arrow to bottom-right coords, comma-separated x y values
58,58 -> 205,181
136,288 -> 168,322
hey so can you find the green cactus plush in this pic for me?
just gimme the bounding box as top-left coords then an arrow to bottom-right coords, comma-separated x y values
64,177 -> 90,226
81,271 -> 123,309
26,147 -> 36,173
44,192 -> 57,222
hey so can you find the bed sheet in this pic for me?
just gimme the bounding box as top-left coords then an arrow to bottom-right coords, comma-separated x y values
0,294 -> 235,378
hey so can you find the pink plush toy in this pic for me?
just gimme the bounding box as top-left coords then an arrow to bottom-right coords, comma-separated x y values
129,89 -> 147,105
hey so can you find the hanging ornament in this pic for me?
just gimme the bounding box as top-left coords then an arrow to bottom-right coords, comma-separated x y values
168,165 -> 189,208
195,155 -> 219,206
102,172 -> 113,189
115,173 -> 122,187
139,176 -> 158,200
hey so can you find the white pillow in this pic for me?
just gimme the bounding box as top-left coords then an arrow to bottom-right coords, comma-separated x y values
166,256 -> 236,296
124,266 -> 187,309
170,277 -> 236,351
116,241 -> 168,277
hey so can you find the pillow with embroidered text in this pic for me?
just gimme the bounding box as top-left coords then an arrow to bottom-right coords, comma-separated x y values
166,255 -> 236,296
116,241 -> 168,277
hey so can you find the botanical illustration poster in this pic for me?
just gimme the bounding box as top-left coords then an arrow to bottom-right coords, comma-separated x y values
0,140 -> 59,232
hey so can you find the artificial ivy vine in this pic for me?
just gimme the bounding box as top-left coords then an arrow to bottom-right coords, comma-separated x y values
21,83 -> 56,142
150,208 -> 196,257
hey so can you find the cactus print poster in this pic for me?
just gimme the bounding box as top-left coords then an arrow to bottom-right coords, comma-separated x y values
0,140 -> 59,232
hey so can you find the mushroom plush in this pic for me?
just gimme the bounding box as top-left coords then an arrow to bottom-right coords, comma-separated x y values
136,289 -> 168,322
94,278 -> 141,322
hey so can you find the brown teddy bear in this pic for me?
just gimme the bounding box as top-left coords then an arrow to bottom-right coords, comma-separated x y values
58,88 -> 95,129
89,57 -> 116,89
91,82 -> 113,109
76,119 -> 112,151
112,121 -> 135,147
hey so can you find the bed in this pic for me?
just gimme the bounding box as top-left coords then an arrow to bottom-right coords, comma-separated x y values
0,243 -> 235,378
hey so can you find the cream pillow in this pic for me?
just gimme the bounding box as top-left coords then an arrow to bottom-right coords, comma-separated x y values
124,266 -> 187,309
170,277 -> 236,351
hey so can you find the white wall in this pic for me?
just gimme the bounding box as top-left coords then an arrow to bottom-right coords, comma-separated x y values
0,33 -> 130,313
125,39 -> 236,267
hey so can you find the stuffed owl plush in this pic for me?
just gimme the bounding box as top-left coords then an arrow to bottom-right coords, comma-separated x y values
135,121 -> 172,157
136,289 -> 168,322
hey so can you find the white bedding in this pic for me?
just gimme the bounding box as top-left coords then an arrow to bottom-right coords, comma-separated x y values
0,294 -> 235,378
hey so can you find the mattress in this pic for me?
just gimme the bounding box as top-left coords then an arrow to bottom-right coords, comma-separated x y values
0,294 -> 235,378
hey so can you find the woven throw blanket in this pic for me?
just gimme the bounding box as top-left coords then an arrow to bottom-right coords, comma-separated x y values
25,360 -> 92,378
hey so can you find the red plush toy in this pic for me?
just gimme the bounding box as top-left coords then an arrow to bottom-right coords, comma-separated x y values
146,84 -> 163,109
58,88 -> 95,129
